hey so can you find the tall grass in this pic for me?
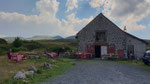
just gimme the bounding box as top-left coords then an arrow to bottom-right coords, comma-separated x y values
0,56 -> 72,84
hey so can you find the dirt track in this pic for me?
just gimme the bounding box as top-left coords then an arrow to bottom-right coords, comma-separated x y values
40,60 -> 150,84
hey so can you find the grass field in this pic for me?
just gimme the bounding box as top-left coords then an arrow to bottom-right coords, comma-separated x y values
0,55 -> 73,84
0,38 -> 77,84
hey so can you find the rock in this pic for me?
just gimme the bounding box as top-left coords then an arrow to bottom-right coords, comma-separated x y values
28,66 -> 37,72
14,72 -> 26,79
44,63 -> 51,69
24,71 -> 34,76
52,60 -> 55,64
72,63 -> 76,66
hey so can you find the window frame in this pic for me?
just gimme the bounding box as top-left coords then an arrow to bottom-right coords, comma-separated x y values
95,30 -> 107,42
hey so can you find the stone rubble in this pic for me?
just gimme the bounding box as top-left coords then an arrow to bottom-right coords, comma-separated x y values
14,72 -> 26,79
28,66 -> 37,72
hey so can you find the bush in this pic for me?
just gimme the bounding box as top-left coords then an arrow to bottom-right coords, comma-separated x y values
12,47 -> 28,52
47,46 -> 63,52
12,37 -> 23,48
47,46 -> 71,52
0,49 -> 7,56
37,69 -> 42,74
0,38 -> 7,44
63,52 -> 77,59
64,46 -> 71,51
0,44 -> 11,51
23,41 -> 44,50
0,44 -> 11,56
69,54 -> 77,59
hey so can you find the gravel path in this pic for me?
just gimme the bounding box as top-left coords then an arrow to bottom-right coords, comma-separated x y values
40,60 -> 150,84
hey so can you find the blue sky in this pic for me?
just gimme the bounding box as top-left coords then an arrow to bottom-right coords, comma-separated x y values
0,0 -> 150,39
0,0 -> 38,15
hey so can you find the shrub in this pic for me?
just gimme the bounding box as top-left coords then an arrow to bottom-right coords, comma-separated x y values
23,41 -> 44,50
0,38 -> 7,44
0,49 -> 7,56
47,46 -> 71,52
64,46 -> 71,51
47,46 -> 63,52
0,44 -> 11,56
0,44 -> 11,51
12,47 -> 28,52
63,52 -> 77,59
69,54 -> 77,59
12,37 -> 23,48
37,69 -> 42,74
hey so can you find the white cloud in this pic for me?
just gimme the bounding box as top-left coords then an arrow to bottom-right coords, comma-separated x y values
36,0 -> 59,14
0,34 -> 5,38
0,0 -> 60,25
0,0 -> 92,37
148,23 -> 150,27
89,0 -> 150,31
66,0 -> 78,12
62,13 -> 93,32
89,0 -> 104,9
0,0 -> 62,36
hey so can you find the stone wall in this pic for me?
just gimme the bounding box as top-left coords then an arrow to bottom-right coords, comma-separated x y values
126,35 -> 146,59
76,13 -> 146,59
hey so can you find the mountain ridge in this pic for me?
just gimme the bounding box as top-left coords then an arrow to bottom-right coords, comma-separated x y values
2,35 -> 75,42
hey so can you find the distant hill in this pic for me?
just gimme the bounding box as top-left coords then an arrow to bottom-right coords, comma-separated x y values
53,36 -> 63,39
2,35 -> 64,42
3,37 -> 25,43
26,35 -> 54,40
66,35 -> 76,39
27,35 -> 64,40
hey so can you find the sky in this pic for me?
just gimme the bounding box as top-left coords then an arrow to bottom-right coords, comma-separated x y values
0,0 -> 150,39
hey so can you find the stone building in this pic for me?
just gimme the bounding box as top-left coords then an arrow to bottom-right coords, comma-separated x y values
76,13 -> 147,59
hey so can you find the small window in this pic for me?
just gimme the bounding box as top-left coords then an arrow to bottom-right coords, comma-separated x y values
127,45 -> 134,57
95,32 -> 106,42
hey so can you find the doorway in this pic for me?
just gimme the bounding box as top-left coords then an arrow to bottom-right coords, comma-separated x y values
95,45 -> 101,58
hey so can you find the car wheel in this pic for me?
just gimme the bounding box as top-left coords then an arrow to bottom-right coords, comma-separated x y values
144,62 -> 149,65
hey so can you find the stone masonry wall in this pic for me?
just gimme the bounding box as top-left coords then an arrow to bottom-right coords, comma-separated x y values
77,14 -> 146,59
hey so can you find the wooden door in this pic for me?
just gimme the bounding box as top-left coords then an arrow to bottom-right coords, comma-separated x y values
101,46 -> 107,56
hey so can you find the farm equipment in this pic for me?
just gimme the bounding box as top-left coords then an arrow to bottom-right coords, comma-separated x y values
75,53 -> 92,59
25,52 -> 42,59
7,52 -> 28,62
44,52 -> 58,59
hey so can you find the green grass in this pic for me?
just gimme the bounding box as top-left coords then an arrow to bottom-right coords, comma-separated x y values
1,57 -> 73,84
30,59 -> 72,84
115,60 -> 150,72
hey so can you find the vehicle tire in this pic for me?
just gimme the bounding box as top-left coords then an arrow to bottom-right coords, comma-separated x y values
144,62 -> 149,65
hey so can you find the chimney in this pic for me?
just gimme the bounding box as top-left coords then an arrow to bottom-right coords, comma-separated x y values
124,26 -> 127,32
